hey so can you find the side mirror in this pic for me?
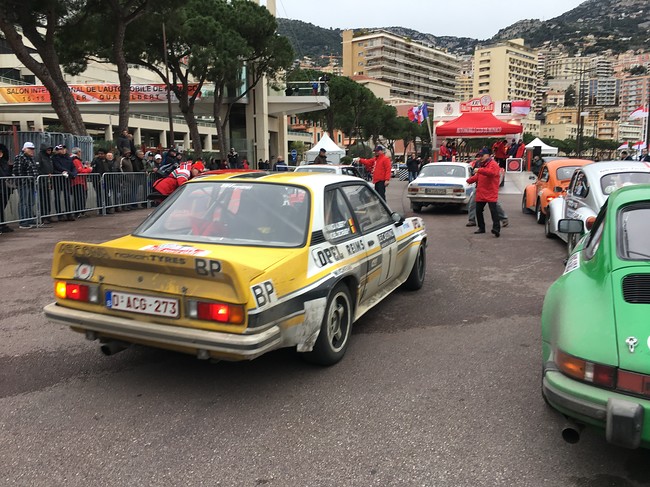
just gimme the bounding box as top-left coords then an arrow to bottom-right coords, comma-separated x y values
391,211 -> 405,226
558,218 -> 583,234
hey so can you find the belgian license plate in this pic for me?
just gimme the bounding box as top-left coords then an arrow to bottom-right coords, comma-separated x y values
106,291 -> 179,318
426,188 -> 446,195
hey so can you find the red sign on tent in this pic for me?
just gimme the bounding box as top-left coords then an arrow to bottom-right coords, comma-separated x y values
435,111 -> 523,138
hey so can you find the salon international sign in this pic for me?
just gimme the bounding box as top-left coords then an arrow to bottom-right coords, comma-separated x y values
0,84 -> 201,104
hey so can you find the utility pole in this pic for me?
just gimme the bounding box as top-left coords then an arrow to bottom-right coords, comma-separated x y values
576,67 -> 585,157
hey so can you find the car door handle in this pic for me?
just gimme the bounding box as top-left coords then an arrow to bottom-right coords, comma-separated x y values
368,240 -> 375,247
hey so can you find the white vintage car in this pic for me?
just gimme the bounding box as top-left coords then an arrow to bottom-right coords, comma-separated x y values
407,162 -> 474,213
546,160 -> 650,253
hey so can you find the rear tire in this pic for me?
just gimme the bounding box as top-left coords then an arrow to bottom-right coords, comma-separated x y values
402,244 -> 426,291
535,200 -> 545,224
303,284 -> 352,366
522,193 -> 532,214
544,209 -> 554,238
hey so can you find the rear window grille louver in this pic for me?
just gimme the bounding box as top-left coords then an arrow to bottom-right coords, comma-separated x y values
311,231 -> 326,245
622,275 -> 650,304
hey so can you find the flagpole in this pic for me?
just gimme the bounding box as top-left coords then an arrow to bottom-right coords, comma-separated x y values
645,102 -> 650,153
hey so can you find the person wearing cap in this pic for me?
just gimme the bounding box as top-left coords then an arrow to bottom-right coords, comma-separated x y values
311,148 -> 328,165
353,145 -> 392,201
151,160 -> 205,197
466,148 -> 501,238
51,144 -> 77,221
70,147 -> 92,216
12,142 -> 40,228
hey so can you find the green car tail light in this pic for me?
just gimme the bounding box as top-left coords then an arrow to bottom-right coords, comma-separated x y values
556,349 -> 616,388
617,370 -> 650,397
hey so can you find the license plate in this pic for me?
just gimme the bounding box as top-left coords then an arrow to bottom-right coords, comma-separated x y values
106,291 -> 179,318
426,188 -> 446,195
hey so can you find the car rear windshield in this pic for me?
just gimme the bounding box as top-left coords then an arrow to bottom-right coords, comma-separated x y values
556,166 -> 580,180
296,167 -> 335,173
134,181 -> 310,247
619,205 -> 650,260
601,172 -> 650,195
419,165 -> 466,178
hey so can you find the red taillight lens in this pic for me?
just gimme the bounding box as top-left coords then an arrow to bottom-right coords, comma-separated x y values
618,370 -> 650,397
55,281 -> 89,301
453,188 -> 464,194
556,349 -> 616,388
408,187 -> 418,194
585,216 -> 597,231
546,195 -> 555,203
196,302 -> 245,324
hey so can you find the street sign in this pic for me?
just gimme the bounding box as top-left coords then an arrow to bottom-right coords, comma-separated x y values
290,149 -> 297,162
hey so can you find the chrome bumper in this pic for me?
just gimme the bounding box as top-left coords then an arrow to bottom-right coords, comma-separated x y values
44,303 -> 282,360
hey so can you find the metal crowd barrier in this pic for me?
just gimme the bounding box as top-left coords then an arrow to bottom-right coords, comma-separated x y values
0,172 -> 152,227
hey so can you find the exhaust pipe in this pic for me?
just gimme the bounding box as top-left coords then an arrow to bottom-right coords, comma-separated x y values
100,341 -> 129,356
561,419 -> 584,444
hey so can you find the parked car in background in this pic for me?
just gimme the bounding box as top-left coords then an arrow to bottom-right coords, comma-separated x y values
294,164 -> 362,178
44,172 -> 427,366
547,161 -> 650,252
542,184 -> 650,449
407,162 -> 474,213
521,158 -> 592,227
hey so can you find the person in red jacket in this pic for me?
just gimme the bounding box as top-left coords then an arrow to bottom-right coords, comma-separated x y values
354,145 -> 392,201
466,148 -> 501,237
515,139 -> 526,159
492,139 -> 508,168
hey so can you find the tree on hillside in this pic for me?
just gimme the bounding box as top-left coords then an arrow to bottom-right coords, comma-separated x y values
0,0 -> 88,134
564,85 -> 576,107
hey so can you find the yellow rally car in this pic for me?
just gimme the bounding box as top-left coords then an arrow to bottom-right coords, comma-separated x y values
44,172 -> 427,365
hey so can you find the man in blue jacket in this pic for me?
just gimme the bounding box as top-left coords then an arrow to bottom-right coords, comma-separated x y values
51,144 -> 77,221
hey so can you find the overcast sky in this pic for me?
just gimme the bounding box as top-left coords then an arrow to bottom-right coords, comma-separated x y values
274,0 -> 587,40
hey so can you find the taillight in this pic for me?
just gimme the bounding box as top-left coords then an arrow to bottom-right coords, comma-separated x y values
188,300 -> 245,324
556,349 -> 616,388
408,187 -> 418,194
54,281 -> 99,303
453,188 -> 464,194
586,216 -> 596,231
546,195 -> 555,203
618,370 -> 650,397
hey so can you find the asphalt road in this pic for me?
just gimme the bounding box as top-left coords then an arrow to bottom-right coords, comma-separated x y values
2,176 -> 649,487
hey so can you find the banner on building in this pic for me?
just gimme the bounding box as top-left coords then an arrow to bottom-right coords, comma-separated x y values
0,84 -> 201,104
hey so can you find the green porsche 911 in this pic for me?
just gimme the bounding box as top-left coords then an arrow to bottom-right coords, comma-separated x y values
542,184 -> 650,449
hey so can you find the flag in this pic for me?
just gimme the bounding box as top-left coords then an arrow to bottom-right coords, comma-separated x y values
408,103 -> 428,125
407,105 -> 419,123
511,100 -> 531,116
419,103 -> 429,125
629,106 -> 649,120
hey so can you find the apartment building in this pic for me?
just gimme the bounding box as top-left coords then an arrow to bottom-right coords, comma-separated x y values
619,75 -> 650,120
455,55 -> 474,102
472,38 -> 537,101
588,78 -> 620,106
342,29 -> 459,105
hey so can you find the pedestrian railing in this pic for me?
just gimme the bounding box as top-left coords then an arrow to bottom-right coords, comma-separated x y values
1,172 -> 153,227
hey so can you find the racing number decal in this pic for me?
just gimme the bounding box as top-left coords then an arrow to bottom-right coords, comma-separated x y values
251,280 -> 277,310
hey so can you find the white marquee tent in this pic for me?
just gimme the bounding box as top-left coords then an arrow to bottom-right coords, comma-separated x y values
305,133 -> 346,164
525,137 -> 558,155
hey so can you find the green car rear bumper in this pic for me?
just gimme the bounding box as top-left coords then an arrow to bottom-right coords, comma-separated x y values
543,363 -> 649,449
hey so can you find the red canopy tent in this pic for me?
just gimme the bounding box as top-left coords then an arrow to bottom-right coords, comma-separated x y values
435,111 -> 523,138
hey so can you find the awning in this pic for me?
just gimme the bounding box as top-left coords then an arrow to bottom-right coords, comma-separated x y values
436,112 -> 523,138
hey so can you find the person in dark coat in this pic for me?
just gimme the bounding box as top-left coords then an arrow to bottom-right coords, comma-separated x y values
51,144 -> 77,221
312,148 -> 328,165
36,143 -> 55,223
0,145 -> 15,233
406,153 -> 419,182
466,148 -> 501,237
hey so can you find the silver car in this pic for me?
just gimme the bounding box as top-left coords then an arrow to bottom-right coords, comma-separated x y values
546,160 -> 650,253
407,162 -> 474,213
